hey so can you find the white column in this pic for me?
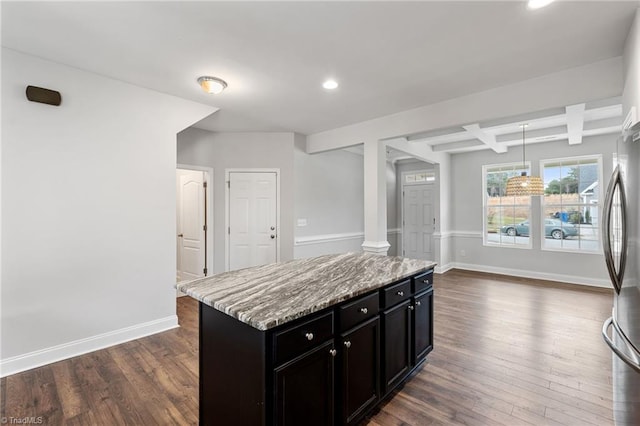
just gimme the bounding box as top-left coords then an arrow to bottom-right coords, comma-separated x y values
361,139 -> 390,255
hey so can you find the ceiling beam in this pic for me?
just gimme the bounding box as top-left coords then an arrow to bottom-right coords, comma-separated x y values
566,103 -> 585,145
462,124 -> 507,153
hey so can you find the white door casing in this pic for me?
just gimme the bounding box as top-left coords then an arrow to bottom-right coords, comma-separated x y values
176,169 -> 207,282
227,171 -> 279,271
402,183 -> 435,260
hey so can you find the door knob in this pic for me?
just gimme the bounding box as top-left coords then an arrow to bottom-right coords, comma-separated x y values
270,235 -> 276,239
178,234 -> 184,237
270,226 -> 275,231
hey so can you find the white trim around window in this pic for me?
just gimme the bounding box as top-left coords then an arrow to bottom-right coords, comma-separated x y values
540,154 -> 603,254
482,162 -> 533,249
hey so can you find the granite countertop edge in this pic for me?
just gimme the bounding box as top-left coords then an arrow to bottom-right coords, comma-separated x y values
177,253 -> 436,331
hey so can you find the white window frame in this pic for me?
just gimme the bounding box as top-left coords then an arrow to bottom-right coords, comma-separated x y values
540,155 -> 603,254
402,170 -> 436,185
482,162 -> 533,249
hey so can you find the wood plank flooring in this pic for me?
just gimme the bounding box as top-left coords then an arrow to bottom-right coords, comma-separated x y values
1,270 -> 614,425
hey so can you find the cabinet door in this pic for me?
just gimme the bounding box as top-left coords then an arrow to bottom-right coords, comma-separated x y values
340,317 -> 380,425
413,288 -> 433,365
381,299 -> 412,394
274,340 -> 335,426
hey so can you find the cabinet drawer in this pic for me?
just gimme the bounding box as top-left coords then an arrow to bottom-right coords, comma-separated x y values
381,280 -> 411,309
273,312 -> 334,365
339,292 -> 379,332
412,270 -> 433,294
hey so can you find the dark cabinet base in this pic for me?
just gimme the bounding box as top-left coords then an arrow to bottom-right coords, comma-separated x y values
199,303 -> 267,426
198,270 -> 434,426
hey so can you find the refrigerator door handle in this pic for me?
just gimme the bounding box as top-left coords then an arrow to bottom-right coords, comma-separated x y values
602,316 -> 640,373
602,164 -> 627,294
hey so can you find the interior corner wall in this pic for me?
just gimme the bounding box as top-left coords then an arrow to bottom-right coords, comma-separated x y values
293,144 -> 367,258
1,48 -> 214,375
449,134 -> 617,286
177,128 -> 295,273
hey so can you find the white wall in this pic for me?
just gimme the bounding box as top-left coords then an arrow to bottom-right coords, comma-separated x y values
177,128 -> 295,273
1,48 -> 214,375
293,140 -> 365,257
449,134 -> 617,286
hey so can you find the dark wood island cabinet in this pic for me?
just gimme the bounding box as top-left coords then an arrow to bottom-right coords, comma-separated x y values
177,252 -> 436,426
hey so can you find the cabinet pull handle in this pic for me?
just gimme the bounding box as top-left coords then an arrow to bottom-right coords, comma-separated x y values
329,349 -> 337,357
360,307 -> 368,314
408,305 -> 414,311
397,291 -> 404,296
344,341 -> 351,349
305,333 -> 314,341
416,301 -> 421,307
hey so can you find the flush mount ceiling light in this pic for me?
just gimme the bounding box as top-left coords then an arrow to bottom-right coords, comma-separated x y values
528,0 -> 555,10
197,76 -> 227,94
322,79 -> 339,90
505,124 -> 545,196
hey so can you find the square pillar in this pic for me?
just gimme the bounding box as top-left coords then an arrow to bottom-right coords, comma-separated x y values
362,140 -> 390,255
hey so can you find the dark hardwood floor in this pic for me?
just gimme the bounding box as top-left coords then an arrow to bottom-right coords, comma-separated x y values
1,270 -> 613,425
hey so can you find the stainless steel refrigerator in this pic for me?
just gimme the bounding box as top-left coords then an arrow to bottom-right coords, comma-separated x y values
602,129 -> 640,425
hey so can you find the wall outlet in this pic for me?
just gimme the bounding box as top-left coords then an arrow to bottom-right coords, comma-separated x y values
297,218 -> 307,227
460,249 -> 466,257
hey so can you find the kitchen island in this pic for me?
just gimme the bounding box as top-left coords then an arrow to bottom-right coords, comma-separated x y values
177,252 -> 436,426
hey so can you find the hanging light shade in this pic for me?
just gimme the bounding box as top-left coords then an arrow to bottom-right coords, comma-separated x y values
505,124 -> 545,196
505,173 -> 544,196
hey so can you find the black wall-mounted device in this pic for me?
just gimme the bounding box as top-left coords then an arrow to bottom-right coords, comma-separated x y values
26,86 -> 62,106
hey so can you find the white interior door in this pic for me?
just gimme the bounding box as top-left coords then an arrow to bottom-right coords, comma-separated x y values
177,169 -> 206,282
229,172 -> 277,271
403,184 -> 434,260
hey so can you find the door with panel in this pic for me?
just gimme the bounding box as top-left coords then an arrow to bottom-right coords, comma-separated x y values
412,288 -> 434,365
273,340 -> 335,426
340,316 -> 380,425
228,172 -> 278,271
381,299 -> 412,394
403,184 -> 434,260
176,169 -> 206,282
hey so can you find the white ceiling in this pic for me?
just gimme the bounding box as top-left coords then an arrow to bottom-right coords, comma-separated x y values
2,1 -> 638,137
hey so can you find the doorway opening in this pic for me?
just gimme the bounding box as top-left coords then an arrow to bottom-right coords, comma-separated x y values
176,165 -> 213,295
401,170 -> 436,260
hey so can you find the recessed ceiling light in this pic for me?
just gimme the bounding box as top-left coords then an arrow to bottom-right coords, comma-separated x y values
197,76 -> 227,94
527,0 -> 554,10
323,79 -> 339,90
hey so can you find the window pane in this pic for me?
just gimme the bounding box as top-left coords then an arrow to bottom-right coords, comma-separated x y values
541,156 -> 601,252
484,162 -> 531,248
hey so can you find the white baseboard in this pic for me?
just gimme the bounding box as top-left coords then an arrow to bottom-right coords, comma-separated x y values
449,262 -> 610,288
435,263 -> 454,274
0,315 -> 179,378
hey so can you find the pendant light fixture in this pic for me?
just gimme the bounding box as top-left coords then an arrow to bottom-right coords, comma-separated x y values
505,124 -> 544,196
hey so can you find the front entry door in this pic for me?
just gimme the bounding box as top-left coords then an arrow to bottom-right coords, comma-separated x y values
228,172 -> 278,271
177,169 -> 207,282
403,184 -> 434,260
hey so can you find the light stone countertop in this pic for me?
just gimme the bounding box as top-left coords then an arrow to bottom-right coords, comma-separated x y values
176,252 -> 436,331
